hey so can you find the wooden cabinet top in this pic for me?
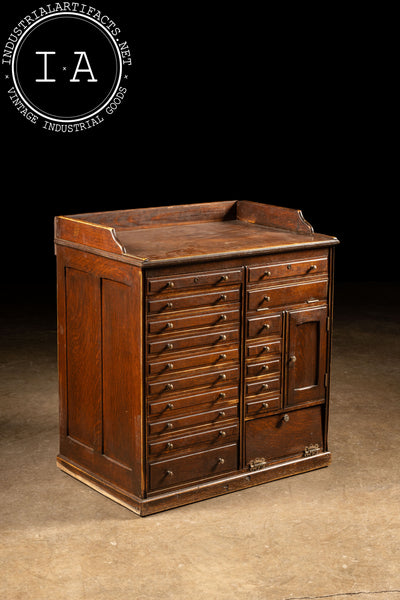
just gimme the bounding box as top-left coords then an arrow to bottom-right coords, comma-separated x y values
55,200 -> 339,266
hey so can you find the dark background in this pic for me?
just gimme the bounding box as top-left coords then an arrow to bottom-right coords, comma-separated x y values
0,3 -> 395,295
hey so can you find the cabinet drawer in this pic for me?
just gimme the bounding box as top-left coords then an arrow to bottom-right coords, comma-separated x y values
148,366 -> 240,396
246,340 -> 282,358
148,348 -> 239,376
247,313 -> 282,339
247,280 -> 328,311
147,269 -> 243,294
149,444 -> 238,491
246,358 -> 281,378
148,386 -> 239,416
246,377 -> 280,397
148,424 -> 239,457
245,406 -> 324,464
148,307 -> 240,335
148,405 -> 238,435
248,256 -> 328,283
148,327 -> 239,355
246,396 -> 281,417
147,288 -> 241,314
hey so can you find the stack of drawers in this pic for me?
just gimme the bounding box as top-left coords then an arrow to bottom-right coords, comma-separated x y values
145,267 -> 244,493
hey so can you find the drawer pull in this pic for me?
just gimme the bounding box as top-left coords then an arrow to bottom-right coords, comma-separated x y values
165,383 -> 174,391
283,414 -> 290,423
193,277 -> 199,283
219,334 -> 227,341
166,422 -> 174,429
167,363 -> 174,370
167,302 -> 173,309
220,294 -> 227,301
263,323 -> 271,330
262,402 -> 269,409
221,275 -> 229,281
167,281 -> 175,288
218,392 -> 226,399
289,355 -> 297,363
219,430 -> 227,437
264,270 -> 271,277
309,264 -> 317,271
306,298 -> 319,304
220,373 -> 227,380
167,442 -> 174,449
218,457 -> 225,464
263,345 -> 271,352
262,383 -> 269,390
167,343 -> 174,350
166,470 -> 174,476
220,314 -> 227,321
167,403 -> 174,409
263,295 -> 271,302
219,353 -> 227,360
262,365 -> 269,371
219,411 -> 226,417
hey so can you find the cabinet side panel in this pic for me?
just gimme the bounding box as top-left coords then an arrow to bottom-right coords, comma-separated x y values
102,279 -> 134,468
65,267 -> 101,448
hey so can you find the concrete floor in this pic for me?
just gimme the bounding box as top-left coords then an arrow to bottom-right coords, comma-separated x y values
1,282 -> 399,600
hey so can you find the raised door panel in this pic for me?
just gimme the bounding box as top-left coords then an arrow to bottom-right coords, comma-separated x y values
286,306 -> 327,407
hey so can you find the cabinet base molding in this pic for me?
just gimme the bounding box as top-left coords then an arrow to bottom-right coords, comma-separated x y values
57,452 -> 332,517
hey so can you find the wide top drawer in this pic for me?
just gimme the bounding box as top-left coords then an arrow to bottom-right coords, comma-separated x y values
147,268 -> 243,294
248,256 -> 328,283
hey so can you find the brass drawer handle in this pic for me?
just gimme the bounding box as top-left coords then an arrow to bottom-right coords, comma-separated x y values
263,345 -> 270,352
167,343 -> 174,350
262,365 -> 269,371
220,373 -> 227,380
219,411 -> 226,417
262,402 -> 269,409
264,270 -> 271,277
166,470 -> 174,476
167,442 -> 174,449
166,403 -> 174,409
283,414 -> 290,423
219,334 -> 227,341
220,314 -> 227,321
165,383 -> 174,391
262,383 -> 269,390
167,302 -> 173,309
219,430 -> 227,437
167,281 -> 175,288
166,322 -> 174,329
289,355 -> 296,363
221,275 -> 229,281
263,323 -> 271,330
218,457 -> 225,464
308,264 -> 317,271
167,363 -> 174,370
220,294 -> 227,301
219,353 -> 227,360
263,295 -> 271,302
218,392 -> 226,399
166,422 -> 174,429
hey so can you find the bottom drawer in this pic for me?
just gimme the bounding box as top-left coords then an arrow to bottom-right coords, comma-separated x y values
245,406 -> 324,466
149,443 -> 238,491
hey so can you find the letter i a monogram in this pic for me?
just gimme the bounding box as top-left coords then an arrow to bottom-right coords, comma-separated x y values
35,51 -> 98,82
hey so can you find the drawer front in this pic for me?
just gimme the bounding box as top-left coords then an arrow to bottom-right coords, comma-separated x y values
148,424 -> 239,457
246,358 -> 281,378
246,396 -> 281,417
147,288 -> 241,314
246,377 -> 281,397
148,348 -> 239,376
247,313 -> 282,339
149,444 -> 238,491
247,280 -> 328,311
148,386 -> 238,416
248,256 -> 328,283
148,366 -> 240,396
148,327 -> 239,355
147,269 -> 243,294
246,340 -> 282,358
148,405 -> 238,435
245,406 -> 324,464
148,308 -> 240,335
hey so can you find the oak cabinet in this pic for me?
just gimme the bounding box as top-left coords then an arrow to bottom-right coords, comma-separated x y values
55,201 -> 338,516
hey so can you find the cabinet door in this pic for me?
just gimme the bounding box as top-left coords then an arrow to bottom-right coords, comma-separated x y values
286,306 -> 327,407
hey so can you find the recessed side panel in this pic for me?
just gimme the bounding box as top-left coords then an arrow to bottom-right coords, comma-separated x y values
65,267 -> 101,449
